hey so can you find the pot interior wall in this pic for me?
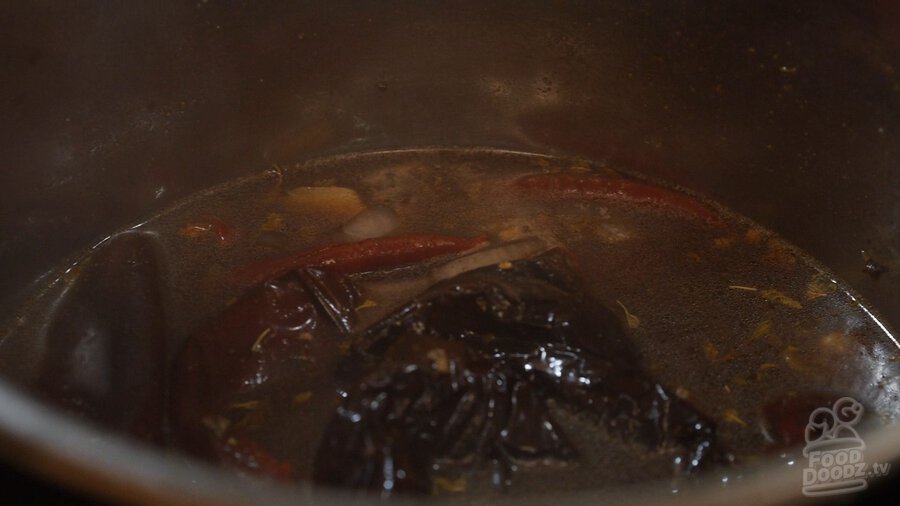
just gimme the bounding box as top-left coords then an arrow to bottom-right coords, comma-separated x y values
3,1 -> 898,328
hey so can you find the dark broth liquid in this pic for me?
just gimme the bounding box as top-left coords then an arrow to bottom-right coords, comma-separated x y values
4,149 -> 898,496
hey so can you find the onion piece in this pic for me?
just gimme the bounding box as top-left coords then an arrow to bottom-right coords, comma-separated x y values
342,206 -> 399,240
429,237 -> 548,283
359,237 -> 550,324
284,186 -> 365,218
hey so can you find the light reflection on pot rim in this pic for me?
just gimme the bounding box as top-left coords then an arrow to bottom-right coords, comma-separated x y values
0,372 -> 897,505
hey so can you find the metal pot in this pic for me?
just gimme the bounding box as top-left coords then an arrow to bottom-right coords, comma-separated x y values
1,1 -> 898,503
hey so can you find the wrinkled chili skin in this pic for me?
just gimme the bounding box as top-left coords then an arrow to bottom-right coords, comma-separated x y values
314,249 -> 718,494
513,173 -> 722,225
170,267 -> 358,470
235,233 -> 489,287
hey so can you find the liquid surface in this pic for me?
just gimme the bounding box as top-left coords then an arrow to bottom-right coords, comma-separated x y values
3,149 -> 899,498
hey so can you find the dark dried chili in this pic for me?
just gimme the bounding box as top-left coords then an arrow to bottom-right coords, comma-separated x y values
314,249 -> 718,494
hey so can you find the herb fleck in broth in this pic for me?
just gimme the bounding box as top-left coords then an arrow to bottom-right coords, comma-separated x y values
6,149 -> 899,497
